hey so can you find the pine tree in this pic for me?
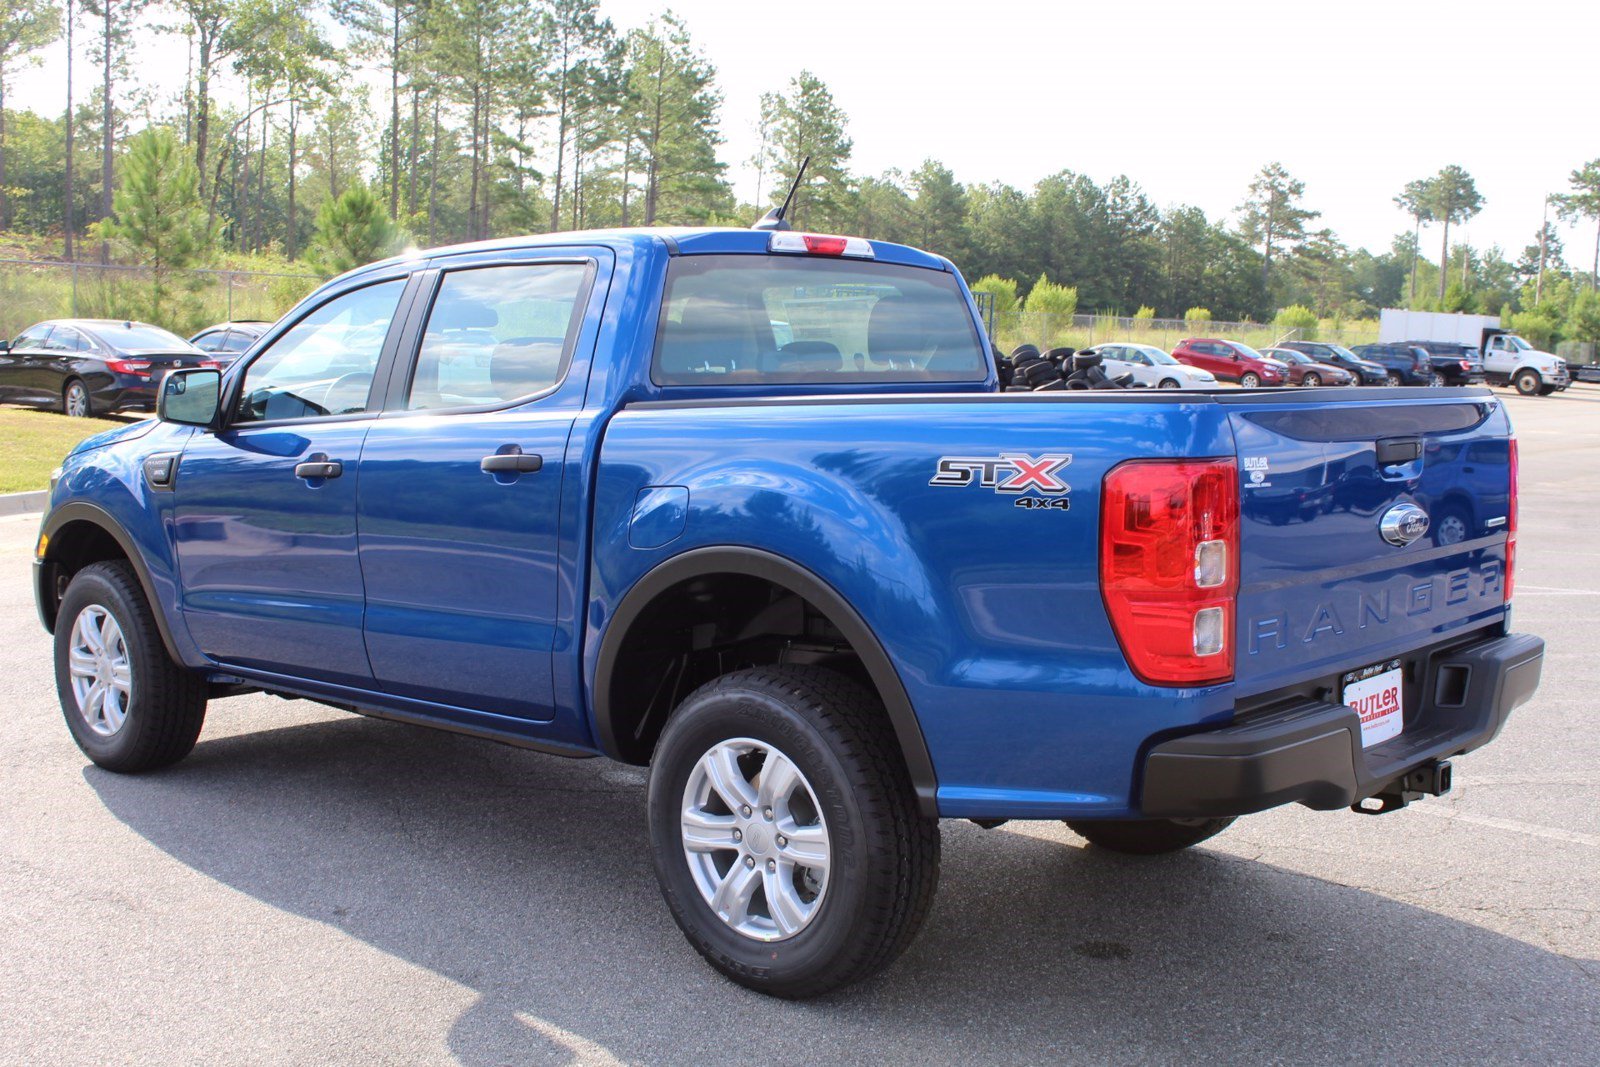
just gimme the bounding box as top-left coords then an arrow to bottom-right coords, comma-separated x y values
622,14 -> 726,225
754,71 -> 852,230
1423,165 -> 1484,302
309,181 -> 405,275
1238,162 -> 1319,293
92,127 -> 212,319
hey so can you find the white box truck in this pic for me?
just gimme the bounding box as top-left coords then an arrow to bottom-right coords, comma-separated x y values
1379,309 -> 1570,396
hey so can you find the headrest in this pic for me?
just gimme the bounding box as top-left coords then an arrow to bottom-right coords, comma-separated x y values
432,301 -> 498,331
867,296 -> 927,365
771,340 -> 842,373
658,297 -> 752,375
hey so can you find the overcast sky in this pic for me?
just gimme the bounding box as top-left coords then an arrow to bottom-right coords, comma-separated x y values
10,0 -> 1595,263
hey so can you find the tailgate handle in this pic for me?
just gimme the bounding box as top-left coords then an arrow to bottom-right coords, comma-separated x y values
1376,437 -> 1422,466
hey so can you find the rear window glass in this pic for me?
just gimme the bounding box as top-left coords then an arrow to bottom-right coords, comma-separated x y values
653,255 -> 986,385
90,324 -> 193,350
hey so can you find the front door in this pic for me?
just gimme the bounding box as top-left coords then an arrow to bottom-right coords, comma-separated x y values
357,257 -> 601,720
172,275 -> 412,687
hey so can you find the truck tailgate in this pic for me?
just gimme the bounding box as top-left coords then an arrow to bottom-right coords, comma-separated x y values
1231,391 -> 1512,698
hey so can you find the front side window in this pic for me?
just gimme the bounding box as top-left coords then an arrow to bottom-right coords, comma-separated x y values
13,326 -> 50,349
653,255 -> 987,385
405,262 -> 591,411
236,279 -> 406,423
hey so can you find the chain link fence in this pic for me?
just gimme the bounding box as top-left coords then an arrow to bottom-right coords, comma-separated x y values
0,259 -> 323,341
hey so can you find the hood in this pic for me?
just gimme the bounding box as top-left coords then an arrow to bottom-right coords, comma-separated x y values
1262,358 -> 1289,370
68,418 -> 157,457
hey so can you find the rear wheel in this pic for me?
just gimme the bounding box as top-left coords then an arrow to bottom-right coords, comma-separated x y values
647,666 -> 940,998
1240,372 -> 1261,388
1429,372 -> 1447,387
1514,369 -> 1542,396
1385,371 -> 1402,387
54,561 -> 207,772
1302,373 -> 1321,387
1066,817 -> 1235,855
62,378 -> 91,417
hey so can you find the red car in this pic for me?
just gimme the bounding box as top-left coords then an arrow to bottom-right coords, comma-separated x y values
1261,347 -> 1355,387
1172,337 -> 1288,387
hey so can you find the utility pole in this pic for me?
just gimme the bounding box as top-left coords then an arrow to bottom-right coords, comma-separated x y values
64,0 -> 75,261
1536,194 -> 1551,305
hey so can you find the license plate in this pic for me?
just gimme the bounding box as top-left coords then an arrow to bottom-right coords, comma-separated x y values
1343,660 -> 1403,748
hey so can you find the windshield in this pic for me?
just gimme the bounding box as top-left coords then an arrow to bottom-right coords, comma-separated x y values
89,323 -> 195,351
1230,342 -> 1268,360
654,255 -> 987,385
1139,347 -> 1179,365
1328,345 -> 1359,360
1507,335 -> 1532,351
1278,351 -> 1310,364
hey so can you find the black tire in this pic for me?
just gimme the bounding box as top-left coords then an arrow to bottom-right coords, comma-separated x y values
1429,372 -> 1446,387
1158,378 -> 1181,389
1065,816 -> 1235,855
1514,369 -> 1541,396
1385,371 -> 1402,386
62,378 -> 92,417
1240,372 -> 1260,388
54,560 -> 207,772
1539,384 -> 1560,396
647,666 -> 940,998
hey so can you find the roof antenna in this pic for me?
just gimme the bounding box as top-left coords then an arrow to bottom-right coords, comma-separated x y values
752,155 -> 810,231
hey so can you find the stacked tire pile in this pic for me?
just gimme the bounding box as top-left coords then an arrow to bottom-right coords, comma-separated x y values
994,344 -> 1138,391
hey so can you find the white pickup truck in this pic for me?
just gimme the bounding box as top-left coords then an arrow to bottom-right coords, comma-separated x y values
1379,309 -> 1570,396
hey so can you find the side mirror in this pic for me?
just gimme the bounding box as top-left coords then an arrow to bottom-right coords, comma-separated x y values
0,339 -> 10,353
159,368 -> 222,427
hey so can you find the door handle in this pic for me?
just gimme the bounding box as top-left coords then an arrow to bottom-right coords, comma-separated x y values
480,452 -> 543,474
294,460 -> 343,479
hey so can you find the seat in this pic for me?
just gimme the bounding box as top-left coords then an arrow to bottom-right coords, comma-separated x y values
768,340 -> 843,374
658,298 -> 754,378
867,296 -> 930,369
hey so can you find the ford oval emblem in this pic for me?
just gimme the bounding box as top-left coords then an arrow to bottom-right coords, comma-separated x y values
1380,502 -> 1430,547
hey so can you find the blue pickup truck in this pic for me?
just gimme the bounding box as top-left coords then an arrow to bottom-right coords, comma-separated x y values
34,227 -> 1544,997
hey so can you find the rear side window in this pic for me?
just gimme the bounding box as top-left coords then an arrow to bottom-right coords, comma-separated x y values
653,255 -> 987,385
405,262 -> 592,410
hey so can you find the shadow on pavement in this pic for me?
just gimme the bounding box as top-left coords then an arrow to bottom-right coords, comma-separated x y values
87,708 -> 1599,1064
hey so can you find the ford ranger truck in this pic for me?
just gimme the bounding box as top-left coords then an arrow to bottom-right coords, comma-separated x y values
33,227 -> 1545,998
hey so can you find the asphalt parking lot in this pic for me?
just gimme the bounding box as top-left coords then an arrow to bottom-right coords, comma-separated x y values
1,386 -> 1596,1065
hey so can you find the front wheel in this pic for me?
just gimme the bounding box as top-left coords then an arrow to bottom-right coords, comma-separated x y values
1240,372 -> 1261,388
1514,369 -> 1542,396
63,378 -> 92,417
54,561 -> 207,772
647,666 -> 940,998
1429,372 -> 1447,387
1159,378 -> 1181,389
1385,372 -> 1403,387
1065,817 -> 1235,855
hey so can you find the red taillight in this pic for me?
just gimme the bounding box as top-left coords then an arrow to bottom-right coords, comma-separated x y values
1506,437 -> 1518,603
1458,360 -> 1471,371
1101,459 -> 1239,686
106,358 -> 152,376
198,359 -> 223,370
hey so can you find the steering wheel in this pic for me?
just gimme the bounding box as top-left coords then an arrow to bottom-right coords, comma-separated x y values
322,371 -> 374,415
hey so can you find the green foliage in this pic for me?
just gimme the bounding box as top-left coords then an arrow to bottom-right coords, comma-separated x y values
1273,304 -> 1318,339
1505,305 -> 1562,350
1184,306 -> 1212,324
1566,290 -> 1600,343
1024,274 -> 1077,316
309,183 -> 407,275
92,127 -> 214,321
1442,281 -> 1476,313
1134,305 -> 1155,321
970,274 -> 1018,316
1555,158 -> 1600,283
754,70 -> 852,231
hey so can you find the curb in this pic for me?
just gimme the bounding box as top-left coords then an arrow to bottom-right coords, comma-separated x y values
0,490 -> 48,518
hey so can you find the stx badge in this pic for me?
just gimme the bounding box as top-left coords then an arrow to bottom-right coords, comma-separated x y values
930,453 -> 1073,496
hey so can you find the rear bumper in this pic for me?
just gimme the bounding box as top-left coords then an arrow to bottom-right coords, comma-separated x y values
1139,632 -> 1544,817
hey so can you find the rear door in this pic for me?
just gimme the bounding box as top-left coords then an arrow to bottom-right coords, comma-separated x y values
355,252 -> 605,720
1231,392 -> 1512,697
173,274 -> 417,687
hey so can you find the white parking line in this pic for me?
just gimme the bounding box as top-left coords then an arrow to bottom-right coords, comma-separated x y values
1411,806 -> 1600,848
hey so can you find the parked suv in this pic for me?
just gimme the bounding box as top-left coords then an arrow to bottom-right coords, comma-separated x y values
1350,342 -> 1438,386
1407,340 -> 1487,386
1171,338 -> 1288,387
1275,341 -> 1387,386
